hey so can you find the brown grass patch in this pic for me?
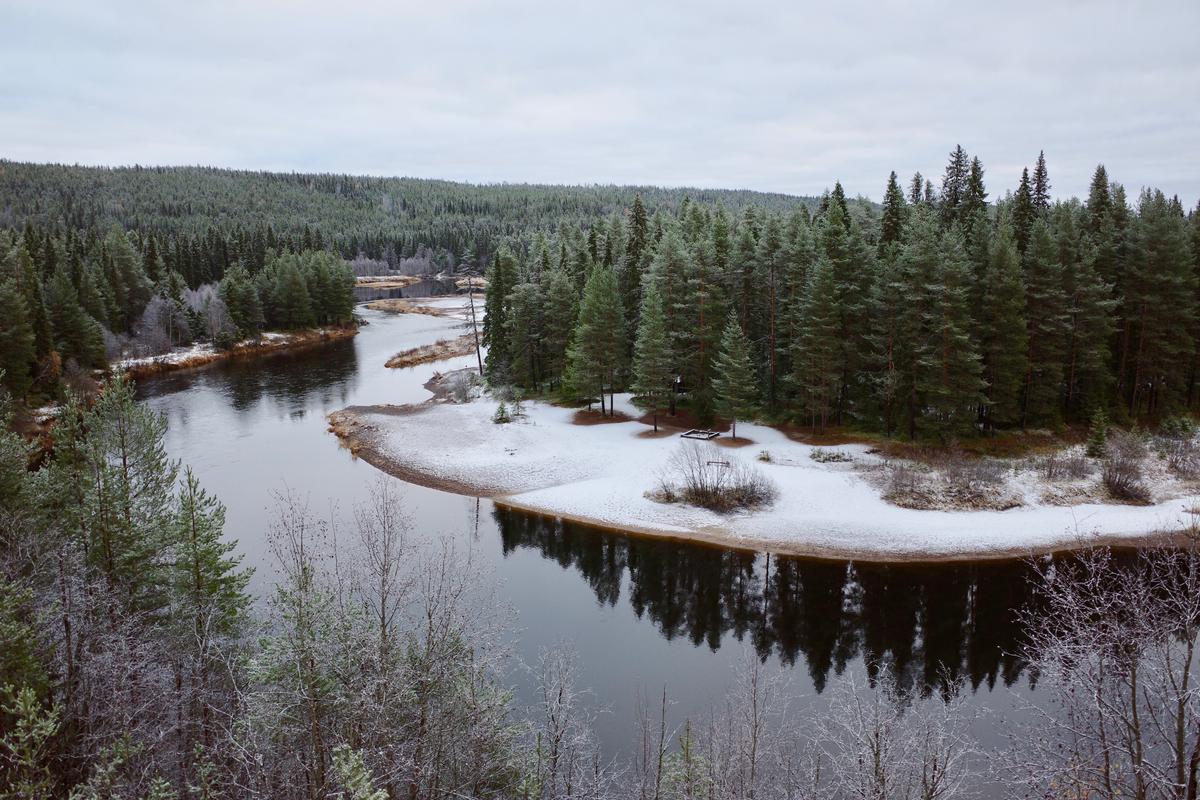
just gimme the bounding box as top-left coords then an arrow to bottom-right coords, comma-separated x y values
355,275 -> 422,289
713,436 -> 755,448
636,428 -> 676,439
364,298 -> 450,315
385,334 -> 476,368
572,408 -> 633,426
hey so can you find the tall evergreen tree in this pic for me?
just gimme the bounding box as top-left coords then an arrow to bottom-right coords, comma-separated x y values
791,258 -> 842,430
483,247 -> 519,379
921,227 -> 985,437
1031,151 -> 1051,212
979,222 -> 1028,428
879,171 -> 907,257
939,145 -> 970,228
711,311 -> 758,439
631,279 -> 673,431
1021,220 -> 1069,426
1011,168 -> 1035,254
564,267 -> 625,414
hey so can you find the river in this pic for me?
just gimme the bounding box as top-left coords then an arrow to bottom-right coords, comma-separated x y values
136,299 -> 1033,781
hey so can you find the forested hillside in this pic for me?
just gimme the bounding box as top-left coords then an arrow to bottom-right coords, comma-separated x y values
482,149 -> 1200,431
0,161 -> 816,266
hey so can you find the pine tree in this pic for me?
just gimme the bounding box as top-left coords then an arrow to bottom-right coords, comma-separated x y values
271,261 -> 315,329
172,467 -> 251,638
0,279 -> 36,398
1086,164 -> 1112,237
791,258 -> 842,430
1063,239 -> 1118,416
979,222 -> 1028,428
45,267 -> 107,368
1032,151 -> 1051,212
1022,220 -> 1070,426
564,267 -> 625,414
483,247 -> 518,380
540,267 -> 578,386
1121,190 -> 1196,416
104,227 -> 153,332
961,157 -> 988,235
504,282 -> 543,390
219,264 -> 264,339
631,279 -> 673,431
711,312 -> 758,439
921,227 -> 985,437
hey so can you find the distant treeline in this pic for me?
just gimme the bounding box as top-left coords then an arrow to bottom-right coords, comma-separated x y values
482,148 -> 1200,433
0,160 -> 816,267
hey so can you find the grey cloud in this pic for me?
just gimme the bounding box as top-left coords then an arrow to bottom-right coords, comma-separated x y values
2,0 -> 1197,205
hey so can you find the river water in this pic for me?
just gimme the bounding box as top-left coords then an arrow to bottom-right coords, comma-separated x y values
136,300 -> 1033,778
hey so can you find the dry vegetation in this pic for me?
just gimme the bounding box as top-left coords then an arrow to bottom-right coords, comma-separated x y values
384,334 -> 476,369
651,442 -> 779,512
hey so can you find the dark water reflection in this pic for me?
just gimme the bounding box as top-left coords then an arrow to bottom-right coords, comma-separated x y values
495,507 -> 1034,698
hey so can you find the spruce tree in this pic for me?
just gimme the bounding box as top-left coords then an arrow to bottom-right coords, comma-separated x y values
1032,151 -> 1051,212
1063,240 -> 1118,416
45,267 -> 107,368
1022,220 -> 1069,426
1121,190 -> 1196,416
1012,168 -> 1035,254
483,247 -> 518,380
564,267 -> 625,414
939,144 -> 970,228
220,264 -> 264,339
540,267 -> 578,387
631,279 -> 673,430
504,282 -> 543,390
921,227 -> 985,437
791,257 -> 842,430
711,311 -> 758,439
271,261 -> 315,329
878,171 -> 907,255
979,222 -> 1028,428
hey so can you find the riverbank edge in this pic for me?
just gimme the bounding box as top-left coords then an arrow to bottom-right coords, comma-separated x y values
121,325 -> 360,380
327,401 -> 1197,563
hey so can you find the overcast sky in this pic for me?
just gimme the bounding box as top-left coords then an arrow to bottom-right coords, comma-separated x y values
3,0 -> 1198,204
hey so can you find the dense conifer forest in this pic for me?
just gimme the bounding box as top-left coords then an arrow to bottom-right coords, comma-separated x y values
481,148 -> 1200,435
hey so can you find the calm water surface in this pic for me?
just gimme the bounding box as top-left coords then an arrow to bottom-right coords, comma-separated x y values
137,302 -> 1033,783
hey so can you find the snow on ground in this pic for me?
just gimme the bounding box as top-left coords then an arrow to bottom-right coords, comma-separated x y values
116,342 -> 217,369
349,393 -> 1200,558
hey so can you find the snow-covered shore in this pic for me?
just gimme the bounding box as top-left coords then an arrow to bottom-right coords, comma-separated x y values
329,391 -> 1200,561
117,326 -> 358,379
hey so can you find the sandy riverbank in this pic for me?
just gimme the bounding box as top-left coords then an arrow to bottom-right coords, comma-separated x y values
328,388 -> 1200,562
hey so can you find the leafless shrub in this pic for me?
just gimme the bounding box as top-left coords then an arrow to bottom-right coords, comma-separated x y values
809,448 -> 852,464
939,453 -> 1008,492
1102,430 -> 1150,502
886,461 -> 930,498
655,443 -> 778,512
132,295 -> 191,356
447,370 -> 479,403
1039,451 -> 1092,481
348,253 -> 391,277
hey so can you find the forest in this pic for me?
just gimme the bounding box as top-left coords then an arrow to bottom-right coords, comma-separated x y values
0,223 -> 356,403
481,148 -> 1200,437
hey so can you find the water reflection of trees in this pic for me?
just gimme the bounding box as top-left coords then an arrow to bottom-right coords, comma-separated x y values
495,507 -> 1034,695
136,337 -> 359,414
